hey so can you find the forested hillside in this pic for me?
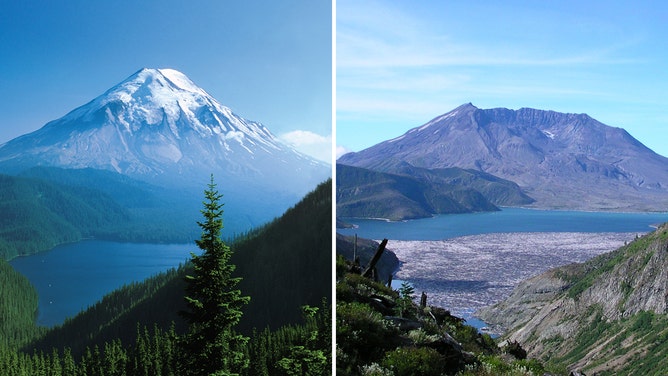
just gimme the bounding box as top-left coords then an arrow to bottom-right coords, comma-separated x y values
0,179 -> 332,374
336,163 -> 500,221
0,174 -> 129,260
0,169 -> 203,261
234,178 -> 332,332
0,259 -> 44,348
18,167 -> 207,242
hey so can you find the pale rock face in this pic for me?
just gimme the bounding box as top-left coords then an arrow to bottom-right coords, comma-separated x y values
477,224 -> 668,373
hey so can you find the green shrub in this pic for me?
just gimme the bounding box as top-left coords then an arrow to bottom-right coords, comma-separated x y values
453,324 -> 481,352
345,273 -> 397,299
407,328 -> 439,345
458,355 -> 541,376
512,358 -> 545,375
396,282 -> 415,318
337,302 -> 398,365
382,347 -> 446,376
360,362 -> 395,376
631,310 -> 654,332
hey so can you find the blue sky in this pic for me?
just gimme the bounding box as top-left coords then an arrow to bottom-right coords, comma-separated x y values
337,0 -> 668,158
0,0 -> 332,162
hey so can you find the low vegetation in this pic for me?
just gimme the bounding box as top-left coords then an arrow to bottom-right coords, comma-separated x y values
336,252 -> 550,375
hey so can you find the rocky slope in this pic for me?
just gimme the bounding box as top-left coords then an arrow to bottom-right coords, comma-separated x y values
336,164 -> 502,220
478,223 -> 668,374
339,103 -> 668,211
335,233 -> 399,283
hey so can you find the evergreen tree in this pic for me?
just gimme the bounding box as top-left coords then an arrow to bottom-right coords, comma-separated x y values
62,348 -> 76,376
179,175 -> 250,375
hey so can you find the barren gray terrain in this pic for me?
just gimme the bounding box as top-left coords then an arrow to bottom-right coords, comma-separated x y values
339,103 -> 668,211
386,232 -> 640,319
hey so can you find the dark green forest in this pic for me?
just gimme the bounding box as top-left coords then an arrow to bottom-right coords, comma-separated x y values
0,179 -> 332,375
0,170 -> 202,260
0,173 -> 127,260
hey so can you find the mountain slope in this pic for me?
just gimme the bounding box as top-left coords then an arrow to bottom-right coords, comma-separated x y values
477,223 -> 668,374
16,166 -> 207,241
335,250 -> 551,375
339,103 -> 668,211
0,174 -> 130,260
388,162 -> 535,207
28,179 -> 332,355
0,258 -> 43,347
336,163 -> 500,220
0,68 -> 330,234
0,68 -> 327,187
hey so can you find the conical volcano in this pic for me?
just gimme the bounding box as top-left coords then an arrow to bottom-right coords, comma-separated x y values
0,68 -> 330,233
0,68 -> 329,192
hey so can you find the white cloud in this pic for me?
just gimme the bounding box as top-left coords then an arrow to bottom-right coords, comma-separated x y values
336,145 -> 352,160
279,130 -> 332,163
280,130 -> 329,146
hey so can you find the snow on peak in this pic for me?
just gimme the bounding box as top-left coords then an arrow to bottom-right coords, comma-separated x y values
115,68 -> 211,101
158,68 -> 208,96
49,68 -> 290,156
418,110 -> 459,131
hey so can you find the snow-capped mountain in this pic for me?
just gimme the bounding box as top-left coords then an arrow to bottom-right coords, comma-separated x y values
339,103 -> 668,211
0,68 -> 329,193
0,68 -> 330,232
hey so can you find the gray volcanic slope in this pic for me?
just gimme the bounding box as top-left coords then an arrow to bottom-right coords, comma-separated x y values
338,103 -> 668,211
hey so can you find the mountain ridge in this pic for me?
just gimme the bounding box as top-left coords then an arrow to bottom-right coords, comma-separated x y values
339,103 -> 668,211
0,68 -> 330,236
0,172 -> 130,260
336,163 -> 534,220
477,223 -> 668,374
0,68 -> 328,191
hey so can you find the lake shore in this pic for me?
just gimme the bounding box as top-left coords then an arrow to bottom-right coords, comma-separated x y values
338,207 -> 668,241
384,232 -> 639,321
10,240 -> 196,327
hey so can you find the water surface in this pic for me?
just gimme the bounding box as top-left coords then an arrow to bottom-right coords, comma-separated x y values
10,241 -> 197,327
338,208 -> 668,240
338,208 -> 668,328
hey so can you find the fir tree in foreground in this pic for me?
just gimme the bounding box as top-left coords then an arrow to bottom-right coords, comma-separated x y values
179,175 -> 250,375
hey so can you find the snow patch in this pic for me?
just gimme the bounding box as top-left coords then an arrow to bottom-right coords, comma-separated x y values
419,110 -> 458,131
223,131 -> 245,143
388,135 -> 406,143
542,130 -> 555,139
140,140 -> 183,163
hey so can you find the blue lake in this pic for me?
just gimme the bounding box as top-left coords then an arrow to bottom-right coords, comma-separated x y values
338,208 -> 668,240
339,208 -> 668,332
9,241 -> 198,327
